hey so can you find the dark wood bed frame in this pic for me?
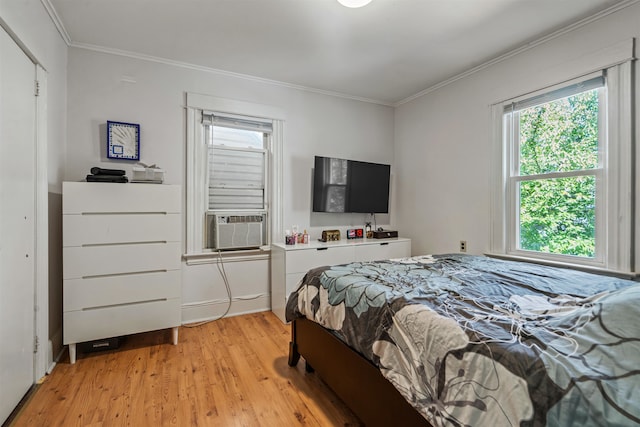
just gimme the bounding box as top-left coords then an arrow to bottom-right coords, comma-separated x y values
288,317 -> 432,427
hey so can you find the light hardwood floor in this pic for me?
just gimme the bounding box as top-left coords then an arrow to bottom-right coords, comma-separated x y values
9,312 -> 362,426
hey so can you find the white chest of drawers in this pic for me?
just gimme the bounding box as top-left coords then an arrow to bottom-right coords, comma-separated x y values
270,237 -> 411,323
62,182 -> 182,363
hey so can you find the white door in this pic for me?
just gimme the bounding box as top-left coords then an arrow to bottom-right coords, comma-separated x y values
0,25 -> 37,424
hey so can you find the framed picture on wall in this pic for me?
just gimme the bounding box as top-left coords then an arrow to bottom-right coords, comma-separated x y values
107,121 -> 140,160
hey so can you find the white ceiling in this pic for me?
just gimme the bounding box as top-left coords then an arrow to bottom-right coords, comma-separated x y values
48,0 -> 628,105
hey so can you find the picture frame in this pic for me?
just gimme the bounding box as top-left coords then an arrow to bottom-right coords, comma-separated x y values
107,121 -> 140,160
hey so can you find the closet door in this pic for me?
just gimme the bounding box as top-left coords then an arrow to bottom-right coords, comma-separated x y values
0,26 -> 36,423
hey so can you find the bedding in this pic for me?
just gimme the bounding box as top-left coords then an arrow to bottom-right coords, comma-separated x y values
285,254 -> 640,427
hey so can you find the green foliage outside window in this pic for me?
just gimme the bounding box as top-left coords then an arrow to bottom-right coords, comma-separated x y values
517,90 -> 599,257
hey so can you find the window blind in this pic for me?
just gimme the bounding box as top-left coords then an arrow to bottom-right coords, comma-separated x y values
208,146 -> 265,210
504,75 -> 605,113
202,112 -> 273,133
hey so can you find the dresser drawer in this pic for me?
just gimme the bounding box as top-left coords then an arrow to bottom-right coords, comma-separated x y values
63,182 -> 181,214
286,246 -> 353,274
63,242 -> 181,279
63,297 -> 181,344
286,273 -> 306,299
354,240 -> 411,262
63,270 -> 181,311
64,213 -> 181,246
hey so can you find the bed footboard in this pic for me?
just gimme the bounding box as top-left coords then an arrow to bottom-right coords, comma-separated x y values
289,317 -> 431,427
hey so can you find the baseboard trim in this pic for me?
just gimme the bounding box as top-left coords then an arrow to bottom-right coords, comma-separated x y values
181,294 -> 270,324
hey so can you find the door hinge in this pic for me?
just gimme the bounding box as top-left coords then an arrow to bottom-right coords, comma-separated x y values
35,80 -> 40,97
34,335 -> 39,354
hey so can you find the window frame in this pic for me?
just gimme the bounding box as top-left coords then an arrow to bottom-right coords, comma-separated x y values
185,93 -> 284,262
503,82 -> 606,265
490,59 -> 634,275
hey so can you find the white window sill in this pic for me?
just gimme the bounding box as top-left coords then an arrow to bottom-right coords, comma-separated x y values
485,252 -> 637,279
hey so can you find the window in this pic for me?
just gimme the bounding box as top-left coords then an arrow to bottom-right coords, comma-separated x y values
202,116 -> 270,250
205,117 -> 269,212
491,58 -> 633,274
185,93 -> 284,259
504,77 -> 604,260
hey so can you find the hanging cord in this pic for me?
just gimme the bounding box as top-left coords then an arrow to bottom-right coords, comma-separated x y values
183,250 -> 233,328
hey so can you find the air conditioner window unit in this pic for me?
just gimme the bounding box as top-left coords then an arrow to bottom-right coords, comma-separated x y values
207,213 -> 266,250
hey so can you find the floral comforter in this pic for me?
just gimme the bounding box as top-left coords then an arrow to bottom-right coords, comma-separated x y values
285,254 -> 640,427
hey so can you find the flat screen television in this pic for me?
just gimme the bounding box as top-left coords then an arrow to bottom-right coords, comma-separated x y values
312,155 -> 390,213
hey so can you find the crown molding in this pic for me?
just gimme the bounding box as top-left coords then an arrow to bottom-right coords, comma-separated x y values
69,41 -> 394,107
41,0 -> 392,105
395,0 -> 640,106
40,0 -> 71,45
41,0 -> 638,108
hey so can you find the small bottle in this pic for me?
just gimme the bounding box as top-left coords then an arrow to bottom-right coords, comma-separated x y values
365,222 -> 372,239
302,229 -> 309,244
292,225 -> 299,244
285,229 -> 295,245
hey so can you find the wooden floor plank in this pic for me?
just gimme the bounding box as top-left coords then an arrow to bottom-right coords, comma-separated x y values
9,311 -> 362,427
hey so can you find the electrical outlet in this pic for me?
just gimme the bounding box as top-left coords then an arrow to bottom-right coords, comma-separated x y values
460,240 -> 467,252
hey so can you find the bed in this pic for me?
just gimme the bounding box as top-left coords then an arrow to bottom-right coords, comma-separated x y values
285,254 -> 640,427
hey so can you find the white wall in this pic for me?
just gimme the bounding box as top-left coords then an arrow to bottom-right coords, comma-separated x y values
0,1 -> 68,191
0,0 -> 68,370
65,48 -> 395,322
394,3 -> 640,258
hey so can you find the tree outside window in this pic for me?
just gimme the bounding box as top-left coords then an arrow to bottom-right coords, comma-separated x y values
509,88 -> 601,258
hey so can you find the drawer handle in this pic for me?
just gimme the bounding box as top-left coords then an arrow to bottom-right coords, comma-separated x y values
81,212 -> 169,215
82,241 -> 168,247
316,248 -> 328,251
82,269 -> 168,279
380,242 -> 389,246
83,298 -> 168,311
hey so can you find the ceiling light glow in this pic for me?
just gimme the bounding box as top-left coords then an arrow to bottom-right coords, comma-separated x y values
337,0 -> 372,8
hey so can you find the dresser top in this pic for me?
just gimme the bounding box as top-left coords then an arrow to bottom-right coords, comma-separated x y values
271,236 -> 409,252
